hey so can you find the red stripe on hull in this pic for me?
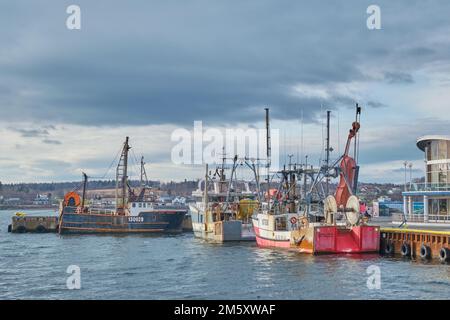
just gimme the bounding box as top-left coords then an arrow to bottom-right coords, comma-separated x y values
255,235 -> 291,248
254,227 -> 291,248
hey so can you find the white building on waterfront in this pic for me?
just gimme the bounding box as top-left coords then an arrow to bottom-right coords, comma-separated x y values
403,135 -> 450,223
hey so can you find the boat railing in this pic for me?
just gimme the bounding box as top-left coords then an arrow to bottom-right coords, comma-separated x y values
88,208 -> 116,215
407,183 -> 450,192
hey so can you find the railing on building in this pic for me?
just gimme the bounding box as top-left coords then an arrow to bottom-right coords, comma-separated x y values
407,183 -> 450,192
393,213 -> 450,223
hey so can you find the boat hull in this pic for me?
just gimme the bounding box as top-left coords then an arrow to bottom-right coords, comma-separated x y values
192,220 -> 255,242
190,205 -> 255,242
59,210 -> 187,234
253,215 -> 380,254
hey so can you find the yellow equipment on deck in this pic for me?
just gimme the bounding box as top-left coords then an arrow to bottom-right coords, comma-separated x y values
237,199 -> 258,220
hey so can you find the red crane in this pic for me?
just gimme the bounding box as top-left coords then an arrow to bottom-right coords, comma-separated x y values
334,105 -> 361,208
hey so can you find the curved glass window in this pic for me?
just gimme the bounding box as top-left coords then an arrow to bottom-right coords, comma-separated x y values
426,140 -> 450,184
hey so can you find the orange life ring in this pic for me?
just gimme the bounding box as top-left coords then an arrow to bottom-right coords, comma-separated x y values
64,191 -> 81,207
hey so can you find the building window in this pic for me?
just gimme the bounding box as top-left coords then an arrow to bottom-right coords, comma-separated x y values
431,199 -> 439,215
439,141 -> 448,160
431,141 -> 439,161
439,199 -> 448,215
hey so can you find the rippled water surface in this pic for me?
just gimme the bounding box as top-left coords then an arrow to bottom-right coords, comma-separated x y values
1,210 -> 449,299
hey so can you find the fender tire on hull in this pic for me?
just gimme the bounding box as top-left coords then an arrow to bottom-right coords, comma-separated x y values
439,247 -> 450,263
384,241 -> 394,255
401,242 -> 411,257
35,225 -> 47,233
420,244 -> 432,260
16,226 -> 27,233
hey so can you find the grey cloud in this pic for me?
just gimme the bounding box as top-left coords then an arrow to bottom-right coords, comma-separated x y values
32,159 -> 71,170
391,167 -> 423,174
359,117 -> 450,165
42,139 -> 62,145
1,1 -> 450,183
384,72 -> 414,84
0,1 -> 448,127
10,128 -> 49,138
406,47 -> 435,57
367,101 -> 386,108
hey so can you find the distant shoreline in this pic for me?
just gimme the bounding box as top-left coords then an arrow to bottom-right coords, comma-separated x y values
0,205 -> 57,211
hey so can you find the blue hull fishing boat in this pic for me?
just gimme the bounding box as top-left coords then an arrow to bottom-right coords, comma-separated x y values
58,137 -> 187,234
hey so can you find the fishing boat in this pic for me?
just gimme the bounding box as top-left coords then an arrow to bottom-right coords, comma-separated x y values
252,106 -> 380,254
58,137 -> 188,234
189,156 -> 259,242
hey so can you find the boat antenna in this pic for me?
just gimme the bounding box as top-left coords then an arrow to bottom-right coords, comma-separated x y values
301,108 -> 304,166
325,110 -> 331,195
203,163 -> 209,207
265,107 -> 271,206
353,104 -> 362,194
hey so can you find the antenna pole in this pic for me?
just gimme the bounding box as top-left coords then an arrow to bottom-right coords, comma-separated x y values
304,155 -> 308,200
265,108 -> 271,204
203,163 -> 209,206
140,156 -> 144,187
326,110 -> 331,195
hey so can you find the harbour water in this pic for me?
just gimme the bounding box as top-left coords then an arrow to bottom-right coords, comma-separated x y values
1,210 -> 449,300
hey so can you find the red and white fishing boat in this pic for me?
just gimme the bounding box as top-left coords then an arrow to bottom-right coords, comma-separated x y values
252,106 -> 380,254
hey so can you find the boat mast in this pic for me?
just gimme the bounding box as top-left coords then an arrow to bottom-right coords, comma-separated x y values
325,110 -> 331,195
219,146 -> 226,194
353,104 -> 361,194
136,156 -> 149,202
81,172 -> 88,212
115,137 -> 130,215
140,156 -> 149,187
203,163 -> 209,205
203,163 -> 209,222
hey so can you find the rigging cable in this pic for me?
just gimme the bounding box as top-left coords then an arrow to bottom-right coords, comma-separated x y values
94,145 -> 123,181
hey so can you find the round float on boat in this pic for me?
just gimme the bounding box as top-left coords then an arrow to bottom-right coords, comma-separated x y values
64,191 -> 81,207
345,195 -> 360,226
324,195 -> 337,224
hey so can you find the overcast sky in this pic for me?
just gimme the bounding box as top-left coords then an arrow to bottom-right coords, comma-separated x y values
1,1 -> 450,183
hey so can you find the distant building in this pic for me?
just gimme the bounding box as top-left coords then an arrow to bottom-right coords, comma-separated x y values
4,197 -> 22,205
373,198 -> 423,217
402,135 -> 450,223
33,194 -> 50,205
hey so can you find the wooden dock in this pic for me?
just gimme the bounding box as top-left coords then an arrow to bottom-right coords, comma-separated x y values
380,227 -> 450,262
8,216 -> 59,233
